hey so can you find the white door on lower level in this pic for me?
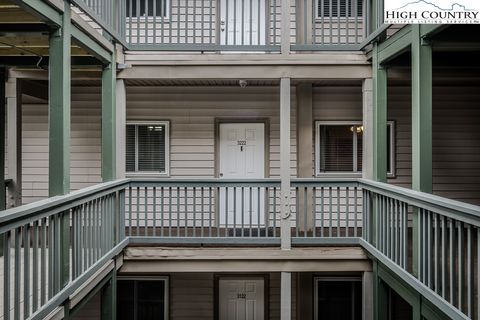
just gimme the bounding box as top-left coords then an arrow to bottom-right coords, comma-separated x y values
219,123 -> 265,228
219,278 -> 265,320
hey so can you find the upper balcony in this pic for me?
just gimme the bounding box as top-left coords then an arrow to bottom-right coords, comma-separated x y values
124,0 -> 367,51
73,0 -> 370,52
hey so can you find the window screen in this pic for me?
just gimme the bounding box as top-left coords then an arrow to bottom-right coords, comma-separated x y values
118,279 -> 167,320
318,0 -> 363,18
127,0 -> 168,18
315,278 -> 362,320
126,123 -> 168,173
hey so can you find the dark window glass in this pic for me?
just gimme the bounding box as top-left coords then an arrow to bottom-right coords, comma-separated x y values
319,125 -> 355,172
127,0 -> 167,18
318,0 -> 363,18
138,281 -> 166,319
316,279 -> 362,320
126,124 -> 167,173
137,125 -> 166,172
387,125 -> 391,173
118,280 -> 166,320
357,129 -> 363,172
117,280 -> 135,320
126,125 -> 136,172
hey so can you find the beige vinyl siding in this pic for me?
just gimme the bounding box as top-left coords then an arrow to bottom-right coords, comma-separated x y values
126,86 -> 297,178
387,84 -> 480,205
312,85 -> 363,176
169,273 -> 295,320
387,85 -> 411,188
16,83 -> 480,206
21,85 -> 102,204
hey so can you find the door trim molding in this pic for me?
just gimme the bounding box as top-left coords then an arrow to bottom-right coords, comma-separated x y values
214,273 -> 270,320
214,118 -> 270,178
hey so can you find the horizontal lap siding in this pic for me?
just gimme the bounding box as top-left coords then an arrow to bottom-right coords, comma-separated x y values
168,272 -> 294,320
431,86 -> 480,205
21,86 -> 102,204
126,86 -> 297,178
312,85 -> 363,176
387,86 -> 411,189
388,85 -> 480,205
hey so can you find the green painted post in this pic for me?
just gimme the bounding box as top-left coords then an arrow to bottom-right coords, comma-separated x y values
411,24 -> 432,277
49,9 -> 71,197
0,68 -> 6,211
373,43 -> 388,184
102,51 -> 116,182
101,271 -> 117,320
48,0 -> 71,291
373,261 -> 388,320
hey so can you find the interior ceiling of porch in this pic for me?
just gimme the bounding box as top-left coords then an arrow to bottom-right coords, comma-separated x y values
385,50 -> 480,86
0,0 -> 103,68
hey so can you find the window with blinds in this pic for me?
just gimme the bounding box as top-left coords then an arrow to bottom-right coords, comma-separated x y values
126,0 -> 168,18
126,122 -> 169,174
316,121 -> 394,175
317,0 -> 363,18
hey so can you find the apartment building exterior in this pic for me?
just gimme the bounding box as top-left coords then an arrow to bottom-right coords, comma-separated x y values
0,0 -> 479,319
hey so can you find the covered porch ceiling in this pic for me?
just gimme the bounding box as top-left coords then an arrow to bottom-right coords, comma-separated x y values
0,0 -> 106,68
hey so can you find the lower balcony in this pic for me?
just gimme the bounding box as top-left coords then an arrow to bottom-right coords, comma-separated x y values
0,178 -> 479,319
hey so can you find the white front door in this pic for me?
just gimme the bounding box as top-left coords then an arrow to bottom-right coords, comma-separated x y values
219,0 -> 266,46
219,278 -> 265,320
219,123 -> 265,229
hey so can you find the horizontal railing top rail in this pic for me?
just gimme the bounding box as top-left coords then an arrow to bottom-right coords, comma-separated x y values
2,177 -> 479,234
0,179 -> 129,232
359,178 -> 480,227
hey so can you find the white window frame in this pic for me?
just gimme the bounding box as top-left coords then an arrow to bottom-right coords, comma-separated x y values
315,120 -> 395,177
126,121 -> 170,177
313,276 -> 362,320
126,0 -> 170,21
117,276 -> 169,320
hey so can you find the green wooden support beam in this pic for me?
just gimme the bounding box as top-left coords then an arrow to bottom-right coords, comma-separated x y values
0,68 -> 6,211
101,271 -> 117,320
71,25 -> 112,64
411,24 -> 433,277
373,43 -> 388,183
10,0 -> 62,26
378,26 -> 412,64
48,0 -> 72,293
48,8 -> 71,197
102,51 -> 116,182
373,261 -> 388,320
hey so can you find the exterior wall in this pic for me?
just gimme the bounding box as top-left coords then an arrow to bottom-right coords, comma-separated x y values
15,83 -> 480,205
387,84 -> 480,205
69,272 -> 297,320
125,85 -> 297,178
20,85 -> 102,204
312,85 -> 363,176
